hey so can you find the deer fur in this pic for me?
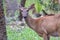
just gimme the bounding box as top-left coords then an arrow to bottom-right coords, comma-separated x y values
19,4 -> 60,40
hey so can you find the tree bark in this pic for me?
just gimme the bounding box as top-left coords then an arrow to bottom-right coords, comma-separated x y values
0,0 -> 7,40
5,0 -> 18,17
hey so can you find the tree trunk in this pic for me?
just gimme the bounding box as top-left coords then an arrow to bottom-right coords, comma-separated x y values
5,0 -> 18,17
0,0 -> 7,40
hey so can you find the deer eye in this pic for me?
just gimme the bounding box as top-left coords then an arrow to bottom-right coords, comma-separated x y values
20,10 -> 23,12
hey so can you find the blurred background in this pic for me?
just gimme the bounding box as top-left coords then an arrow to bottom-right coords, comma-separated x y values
3,0 -> 60,40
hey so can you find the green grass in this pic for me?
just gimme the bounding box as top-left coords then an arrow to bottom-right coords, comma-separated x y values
6,25 -> 60,40
6,25 -> 43,40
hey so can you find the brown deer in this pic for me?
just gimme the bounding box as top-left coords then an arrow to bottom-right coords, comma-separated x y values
19,4 -> 60,40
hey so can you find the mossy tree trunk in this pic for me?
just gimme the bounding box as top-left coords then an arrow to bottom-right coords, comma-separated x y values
0,0 -> 7,40
6,0 -> 18,17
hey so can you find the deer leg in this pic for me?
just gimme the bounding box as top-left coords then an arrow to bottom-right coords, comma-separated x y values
43,33 -> 50,40
46,35 -> 50,40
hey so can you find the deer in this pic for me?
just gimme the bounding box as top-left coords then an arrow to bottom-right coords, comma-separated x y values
19,4 -> 60,40
19,4 -> 55,26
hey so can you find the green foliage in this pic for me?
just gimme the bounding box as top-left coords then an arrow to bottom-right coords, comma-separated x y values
3,0 -> 6,15
25,0 -> 44,13
34,0 -> 42,12
25,0 -> 35,7
39,0 -> 60,11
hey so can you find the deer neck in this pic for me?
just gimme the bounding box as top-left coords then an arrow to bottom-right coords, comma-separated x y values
24,15 -> 36,30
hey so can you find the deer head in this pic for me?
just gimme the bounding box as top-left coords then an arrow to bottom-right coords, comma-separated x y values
19,4 -> 35,18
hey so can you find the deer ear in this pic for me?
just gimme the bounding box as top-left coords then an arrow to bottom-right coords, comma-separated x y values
19,5 -> 24,11
19,7 -> 24,11
27,4 -> 35,11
